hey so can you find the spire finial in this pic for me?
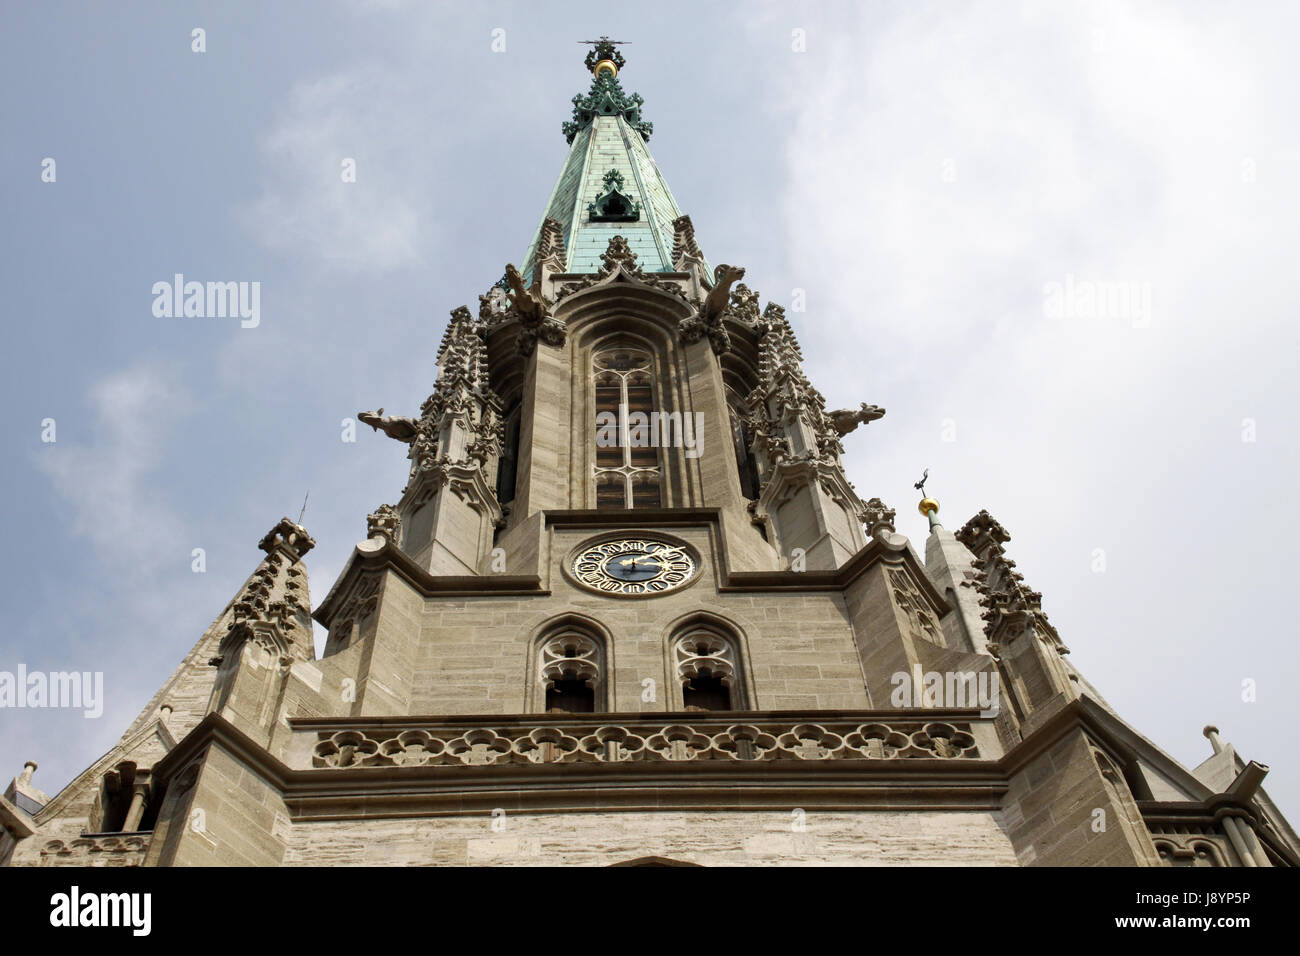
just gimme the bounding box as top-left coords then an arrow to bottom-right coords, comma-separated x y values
579,36 -> 629,77
564,38 -> 652,144
915,468 -> 940,529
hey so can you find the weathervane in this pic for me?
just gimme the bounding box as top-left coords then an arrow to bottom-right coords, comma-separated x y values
915,468 -> 940,524
578,36 -> 629,76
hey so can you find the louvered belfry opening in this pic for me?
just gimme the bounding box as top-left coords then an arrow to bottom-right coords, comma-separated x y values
539,628 -> 604,713
593,343 -> 662,509
674,627 -> 743,712
683,673 -> 731,712
546,678 -> 596,714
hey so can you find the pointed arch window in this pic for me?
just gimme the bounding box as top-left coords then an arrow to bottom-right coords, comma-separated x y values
538,628 -> 606,714
593,344 -> 662,509
674,627 -> 744,712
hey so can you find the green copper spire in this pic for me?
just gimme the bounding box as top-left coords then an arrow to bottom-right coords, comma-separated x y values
520,39 -> 698,279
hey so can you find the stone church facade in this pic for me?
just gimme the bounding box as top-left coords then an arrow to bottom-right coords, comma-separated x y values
3,41 -> 1295,867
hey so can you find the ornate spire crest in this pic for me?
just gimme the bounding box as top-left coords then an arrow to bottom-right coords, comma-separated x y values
563,38 -> 652,144
582,36 -> 626,74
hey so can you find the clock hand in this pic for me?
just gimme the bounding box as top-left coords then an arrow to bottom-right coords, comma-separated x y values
646,544 -> 688,563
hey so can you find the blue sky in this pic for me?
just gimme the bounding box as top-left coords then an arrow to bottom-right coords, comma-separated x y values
3,1 -> 1298,822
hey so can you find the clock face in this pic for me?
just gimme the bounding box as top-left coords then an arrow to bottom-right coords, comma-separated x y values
571,537 -> 698,596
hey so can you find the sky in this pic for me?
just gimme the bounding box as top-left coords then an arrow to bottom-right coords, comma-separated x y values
2,1 -> 1298,826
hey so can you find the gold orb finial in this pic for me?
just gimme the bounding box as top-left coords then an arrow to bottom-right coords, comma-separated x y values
919,497 -> 940,518
594,59 -> 618,78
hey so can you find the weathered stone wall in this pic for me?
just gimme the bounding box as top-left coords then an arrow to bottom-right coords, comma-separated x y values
279,809 -> 1018,866
401,523 -> 871,715
146,743 -> 291,867
1002,729 -> 1161,866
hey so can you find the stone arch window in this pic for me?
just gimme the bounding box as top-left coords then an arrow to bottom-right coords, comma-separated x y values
538,627 -> 606,714
593,342 -> 663,509
674,627 -> 744,712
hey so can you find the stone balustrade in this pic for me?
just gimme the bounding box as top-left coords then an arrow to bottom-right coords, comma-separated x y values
309,715 -> 984,768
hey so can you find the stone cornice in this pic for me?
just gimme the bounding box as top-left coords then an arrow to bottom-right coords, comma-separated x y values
542,508 -> 950,613
314,538 -> 547,626
312,509 -> 951,678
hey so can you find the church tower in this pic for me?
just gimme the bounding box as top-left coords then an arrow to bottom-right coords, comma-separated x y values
4,40 -> 1297,868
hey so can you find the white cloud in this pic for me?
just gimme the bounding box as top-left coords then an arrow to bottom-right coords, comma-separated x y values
238,65 -> 432,274
35,364 -> 193,577
766,0 -> 1300,809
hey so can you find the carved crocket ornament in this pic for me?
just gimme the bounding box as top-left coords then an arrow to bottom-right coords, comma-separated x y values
358,408 -> 420,443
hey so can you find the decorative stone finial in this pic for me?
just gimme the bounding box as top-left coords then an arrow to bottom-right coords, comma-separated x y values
367,504 -> 402,545
258,517 -> 316,559
862,498 -> 897,539
19,761 -> 36,785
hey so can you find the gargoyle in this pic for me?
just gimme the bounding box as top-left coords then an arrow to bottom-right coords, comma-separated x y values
827,403 -> 886,437
701,264 -> 745,324
504,263 -> 547,323
504,262 -> 566,355
358,408 -> 419,444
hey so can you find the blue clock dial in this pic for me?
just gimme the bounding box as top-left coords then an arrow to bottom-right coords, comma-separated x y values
604,551 -> 662,581
571,537 -> 698,596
